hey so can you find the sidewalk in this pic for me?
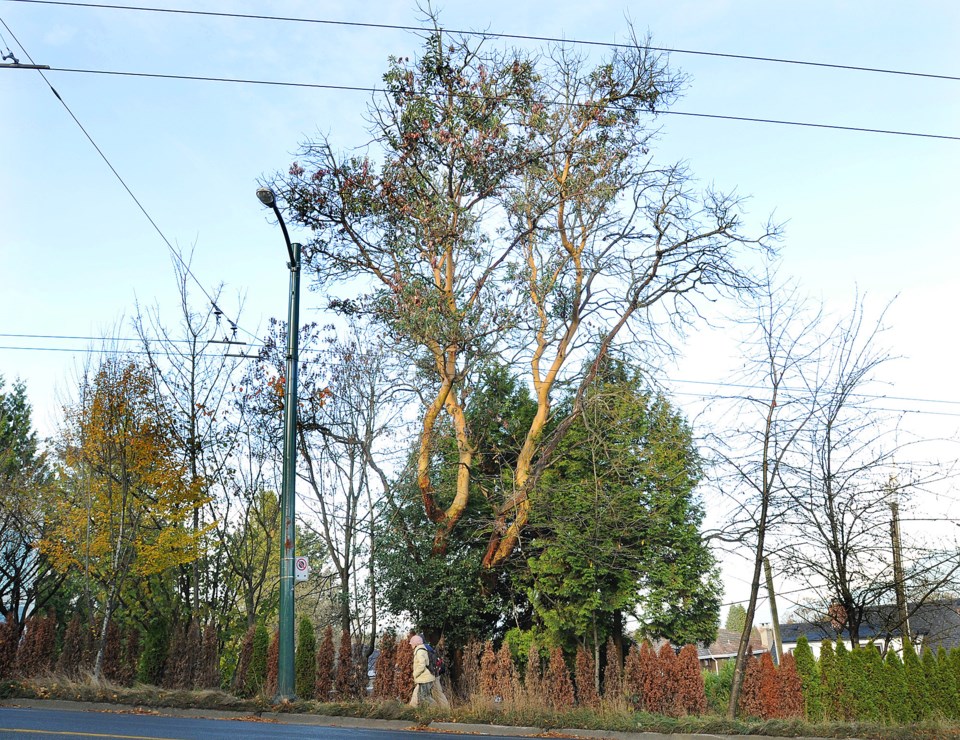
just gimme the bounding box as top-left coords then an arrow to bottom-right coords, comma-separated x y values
0,697 -> 844,740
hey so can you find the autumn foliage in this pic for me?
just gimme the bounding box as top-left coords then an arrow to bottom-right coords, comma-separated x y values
373,631 -> 397,699
544,647 -> 575,710
575,645 -> 599,707
315,625 -> 335,700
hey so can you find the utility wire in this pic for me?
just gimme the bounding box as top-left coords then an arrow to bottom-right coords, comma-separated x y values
8,0 -> 960,83
4,333 -> 960,416
0,17 -> 260,345
34,66 -> 960,142
4,332 -> 960,411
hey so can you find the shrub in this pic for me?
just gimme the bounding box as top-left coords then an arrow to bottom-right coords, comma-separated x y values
265,629 -> 280,697
393,634 -> 414,702
638,641 -> 664,713
777,653 -> 805,719
335,629 -> 355,699
623,643 -> 642,709
602,637 -> 622,703
245,622 -> 269,696
197,623 -> 219,690
479,640 -> 497,699
233,624 -> 256,694
792,636 -> 821,721
295,617 -> 317,699
101,619 -> 123,684
676,644 -> 706,716
903,641 -> 930,721
373,631 -> 396,700
494,641 -> 519,703
938,646 -> 960,718
818,640 -> 840,721
574,645 -> 598,707
316,625 -> 335,700
543,646 -> 574,710
883,647 -> 909,724
118,626 -> 141,687
703,660 -> 734,715
658,644 -> 681,717
137,617 -> 170,686
757,653 -> 780,719
56,614 -> 85,678
0,614 -> 17,680
524,640 -> 542,701
737,656 -> 763,719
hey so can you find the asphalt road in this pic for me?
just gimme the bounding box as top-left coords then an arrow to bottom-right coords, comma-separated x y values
0,707 -> 433,740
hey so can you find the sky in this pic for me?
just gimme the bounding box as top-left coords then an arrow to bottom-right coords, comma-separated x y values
2,0 -> 960,624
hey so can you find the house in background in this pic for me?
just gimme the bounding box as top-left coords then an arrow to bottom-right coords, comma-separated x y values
759,599 -> 960,662
697,627 -> 768,673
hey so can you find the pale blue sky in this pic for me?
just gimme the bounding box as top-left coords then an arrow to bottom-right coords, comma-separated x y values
2,0 -> 959,617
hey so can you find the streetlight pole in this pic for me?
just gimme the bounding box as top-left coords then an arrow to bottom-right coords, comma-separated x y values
256,186 -> 300,701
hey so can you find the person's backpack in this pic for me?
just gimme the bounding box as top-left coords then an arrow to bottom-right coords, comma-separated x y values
424,642 -> 445,677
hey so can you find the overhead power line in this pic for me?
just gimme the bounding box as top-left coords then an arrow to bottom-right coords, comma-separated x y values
9,0 -> 960,83
34,66 -> 960,142
0,16 -> 260,345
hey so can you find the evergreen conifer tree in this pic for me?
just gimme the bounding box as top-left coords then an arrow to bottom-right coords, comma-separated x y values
265,629 -> 280,697
245,623 -> 269,696
883,648 -> 909,725
316,625 -> 335,701
792,636 -> 822,721
602,637 -> 622,703
935,646 -> 959,719
373,631 -> 397,700
544,646 -> 575,710
575,645 -> 599,707
902,641 -> 930,721
295,617 -> 317,699
818,640 -> 840,721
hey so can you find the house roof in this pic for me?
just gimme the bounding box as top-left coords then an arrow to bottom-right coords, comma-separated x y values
698,627 -> 766,660
779,599 -> 960,651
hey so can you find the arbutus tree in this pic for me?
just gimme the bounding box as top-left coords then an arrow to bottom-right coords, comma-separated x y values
275,23 -> 775,570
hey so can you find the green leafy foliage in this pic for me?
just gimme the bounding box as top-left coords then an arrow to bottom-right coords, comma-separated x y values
527,359 -> 720,648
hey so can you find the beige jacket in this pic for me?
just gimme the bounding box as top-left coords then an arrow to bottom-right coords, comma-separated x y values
412,645 -> 435,684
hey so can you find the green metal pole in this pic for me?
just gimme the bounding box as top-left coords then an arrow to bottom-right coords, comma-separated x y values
277,241 -> 301,701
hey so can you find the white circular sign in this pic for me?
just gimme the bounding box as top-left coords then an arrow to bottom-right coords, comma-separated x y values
295,556 -> 309,573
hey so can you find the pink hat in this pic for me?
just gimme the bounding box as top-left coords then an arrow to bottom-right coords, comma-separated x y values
409,634 -> 423,647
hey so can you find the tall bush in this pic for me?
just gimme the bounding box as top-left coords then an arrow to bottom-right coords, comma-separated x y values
495,641 -> 519,703
658,644 -> 681,717
574,645 -> 598,707
524,640 -> 542,701
638,641 -> 664,713
393,635 -> 414,702
245,622 -> 269,696
676,644 -> 706,716
137,617 -> 170,686
265,628 -> 280,697
777,653 -> 805,719
373,631 -> 397,699
544,646 -> 574,710
198,623 -> 219,689
479,640 -> 498,699
737,656 -> 763,719
602,637 -> 622,703
295,617 -> 317,699
792,636 -> 821,721
316,625 -> 335,700
903,642 -> 931,721
57,614 -> 84,678
334,629 -> 355,698
233,624 -> 256,694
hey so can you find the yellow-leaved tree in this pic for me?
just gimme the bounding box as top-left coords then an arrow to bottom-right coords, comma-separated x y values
42,357 -> 208,679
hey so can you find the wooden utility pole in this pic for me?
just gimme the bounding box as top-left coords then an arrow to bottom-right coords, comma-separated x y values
890,501 -> 910,644
763,557 -> 783,665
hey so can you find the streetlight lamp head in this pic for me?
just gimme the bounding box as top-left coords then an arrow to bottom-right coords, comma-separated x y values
256,187 -> 277,207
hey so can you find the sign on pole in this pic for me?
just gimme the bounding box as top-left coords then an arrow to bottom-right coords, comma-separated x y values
294,556 -> 310,582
